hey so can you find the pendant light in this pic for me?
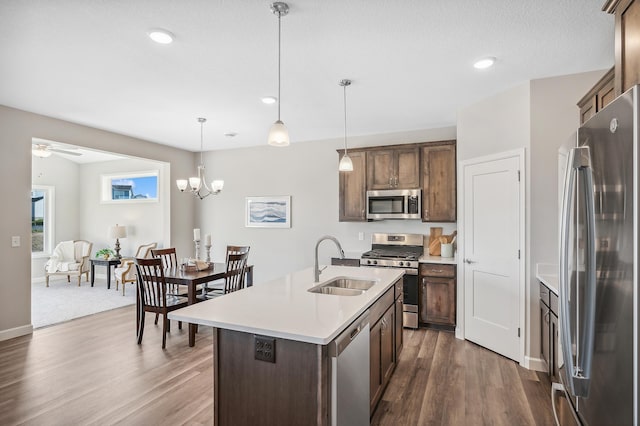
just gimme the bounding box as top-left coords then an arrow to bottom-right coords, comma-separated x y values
176,118 -> 224,200
267,2 -> 290,147
338,79 -> 353,172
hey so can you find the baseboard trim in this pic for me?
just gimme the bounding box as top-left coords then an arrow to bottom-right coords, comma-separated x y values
0,324 -> 33,342
525,355 -> 548,372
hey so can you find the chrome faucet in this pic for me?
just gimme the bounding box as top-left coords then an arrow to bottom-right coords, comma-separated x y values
314,235 -> 345,282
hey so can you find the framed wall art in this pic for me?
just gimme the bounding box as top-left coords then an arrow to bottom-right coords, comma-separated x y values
245,196 -> 291,228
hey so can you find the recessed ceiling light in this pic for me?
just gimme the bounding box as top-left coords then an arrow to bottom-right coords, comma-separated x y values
148,29 -> 174,44
473,57 -> 496,69
261,96 -> 277,105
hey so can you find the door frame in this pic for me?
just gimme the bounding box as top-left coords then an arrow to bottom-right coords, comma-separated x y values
456,148 -> 526,366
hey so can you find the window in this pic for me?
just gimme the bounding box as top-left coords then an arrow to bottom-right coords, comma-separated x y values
101,171 -> 159,203
31,185 -> 54,255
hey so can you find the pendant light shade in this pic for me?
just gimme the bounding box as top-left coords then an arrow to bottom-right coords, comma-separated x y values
338,79 -> 353,172
268,120 -> 290,147
268,2 -> 290,147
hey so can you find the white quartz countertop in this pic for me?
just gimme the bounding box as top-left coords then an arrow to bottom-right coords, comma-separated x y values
419,254 -> 458,264
168,265 -> 403,345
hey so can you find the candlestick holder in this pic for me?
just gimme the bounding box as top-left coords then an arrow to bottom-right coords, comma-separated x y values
205,244 -> 212,262
194,239 -> 201,260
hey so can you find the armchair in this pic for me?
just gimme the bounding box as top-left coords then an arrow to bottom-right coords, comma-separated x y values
44,240 -> 93,287
114,242 -> 157,296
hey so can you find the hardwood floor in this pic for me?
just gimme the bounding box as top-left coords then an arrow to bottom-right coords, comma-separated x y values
0,306 -> 554,425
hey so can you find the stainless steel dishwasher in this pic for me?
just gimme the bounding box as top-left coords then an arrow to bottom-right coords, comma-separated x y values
329,310 -> 370,426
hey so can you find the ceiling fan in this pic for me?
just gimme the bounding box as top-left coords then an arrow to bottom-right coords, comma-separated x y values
32,143 -> 82,158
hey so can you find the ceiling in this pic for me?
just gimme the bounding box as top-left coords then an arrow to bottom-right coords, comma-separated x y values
1,1 -> 614,153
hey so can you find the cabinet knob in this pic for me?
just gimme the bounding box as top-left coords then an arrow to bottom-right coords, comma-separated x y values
424,210 -> 429,219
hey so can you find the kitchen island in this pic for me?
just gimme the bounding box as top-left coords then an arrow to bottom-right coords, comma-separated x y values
169,265 -> 403,426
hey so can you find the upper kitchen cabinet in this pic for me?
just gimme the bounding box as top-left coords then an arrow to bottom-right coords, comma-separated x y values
367,146 -> 420,190
421,141 -> 456,222
577,67 -> 615,124
604,0 -> 640,95
338,149 -> 367,221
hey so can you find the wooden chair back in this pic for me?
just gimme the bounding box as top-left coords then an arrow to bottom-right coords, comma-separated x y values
226,245 -> 250,256
151,248 -> 178,269
224,252 -> 249,294
135,257 -> 168,309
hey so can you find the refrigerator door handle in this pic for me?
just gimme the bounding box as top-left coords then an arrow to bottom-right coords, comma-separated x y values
559,146 -> 597,398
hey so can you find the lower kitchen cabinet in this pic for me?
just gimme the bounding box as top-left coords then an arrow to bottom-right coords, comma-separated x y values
419,263 -> 456,328
539,281 -> 559,380
369,281 -> 401,414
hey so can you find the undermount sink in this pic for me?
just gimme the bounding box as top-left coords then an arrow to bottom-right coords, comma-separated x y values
308,277 -> 377,296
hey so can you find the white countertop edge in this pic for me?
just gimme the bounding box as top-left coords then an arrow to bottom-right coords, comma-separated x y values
419,254 -> 458,264
169,265 -> 403,345
536,273 -> 559,295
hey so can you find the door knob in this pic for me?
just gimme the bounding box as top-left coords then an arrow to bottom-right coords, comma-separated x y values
464,259 -> 477,264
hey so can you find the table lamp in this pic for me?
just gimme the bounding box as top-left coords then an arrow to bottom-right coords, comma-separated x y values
108,224 -> 127,259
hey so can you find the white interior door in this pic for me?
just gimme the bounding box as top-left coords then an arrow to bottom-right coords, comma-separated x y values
463,153 -> 522,362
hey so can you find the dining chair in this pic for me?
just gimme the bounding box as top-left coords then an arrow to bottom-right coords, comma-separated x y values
134,257 -> 188,349
198,249 -> 250,301
199,245 -> 250,297
151,247 -> 186,295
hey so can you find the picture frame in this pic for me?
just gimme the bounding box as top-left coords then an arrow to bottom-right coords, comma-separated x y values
100,170 -> 159,204
245,196 -> 291,228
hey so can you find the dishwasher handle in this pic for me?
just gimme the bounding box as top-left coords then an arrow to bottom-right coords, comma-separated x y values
330,310 -> 370,357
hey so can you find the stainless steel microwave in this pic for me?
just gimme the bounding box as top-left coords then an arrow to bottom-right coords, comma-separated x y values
366,189 -> 422,220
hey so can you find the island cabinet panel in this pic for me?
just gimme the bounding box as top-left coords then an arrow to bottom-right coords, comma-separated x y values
369,284 -> 398,414
394,280 -> 403,357
421,141 -> 456,222
367,146 -> 420,190
214,328 -> 329,426
338,149 -> 367,221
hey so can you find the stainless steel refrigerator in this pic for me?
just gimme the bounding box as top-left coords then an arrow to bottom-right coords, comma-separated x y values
553,85 -> 637,425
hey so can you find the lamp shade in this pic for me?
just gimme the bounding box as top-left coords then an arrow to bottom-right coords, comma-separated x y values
211,180 -> 224,192
268,120 -> 290,146
108,225 -> 127,239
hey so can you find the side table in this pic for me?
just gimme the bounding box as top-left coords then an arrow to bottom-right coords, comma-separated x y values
90,258 -> 121,289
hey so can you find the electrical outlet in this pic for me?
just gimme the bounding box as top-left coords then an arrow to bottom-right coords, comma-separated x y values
11,236 -> 20,248
255,335 -> 276,363
358,232 -> 364,241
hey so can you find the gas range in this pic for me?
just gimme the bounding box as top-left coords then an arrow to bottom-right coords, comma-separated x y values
360,233 -> 423,269
360,233 -> 424,329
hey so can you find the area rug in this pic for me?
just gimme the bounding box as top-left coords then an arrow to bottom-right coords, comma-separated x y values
31,277 -> 137,328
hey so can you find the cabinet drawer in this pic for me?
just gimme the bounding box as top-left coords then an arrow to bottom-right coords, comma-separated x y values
370,287 -> 394,326
550,291 -> 558,316
539,282 -> 550,307
420,263 -> 455,278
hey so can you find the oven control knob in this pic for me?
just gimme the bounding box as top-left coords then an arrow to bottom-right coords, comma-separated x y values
399,261 -> 404,267
373,260 -> 378,265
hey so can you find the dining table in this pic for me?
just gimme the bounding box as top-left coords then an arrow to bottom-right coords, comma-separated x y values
136,262 -> 254,347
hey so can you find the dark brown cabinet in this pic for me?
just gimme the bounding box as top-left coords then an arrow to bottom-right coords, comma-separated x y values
367,146 -> 420,190
577,67 -> 615,124
604,0 -> 640,95
539,281 -> 559,381
419,263 -> 456,328
369,282 -> 401,414
421,141 -> 456,222
338,149 -> 367,221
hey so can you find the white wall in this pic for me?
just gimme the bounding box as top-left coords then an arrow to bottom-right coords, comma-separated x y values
31,154 -> 81,277
0,105 -> 196,341
78,158 -> 170,262
199,127 -> 457,284
456,69 -> 607,368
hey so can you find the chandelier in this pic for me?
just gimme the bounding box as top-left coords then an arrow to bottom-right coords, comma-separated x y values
176,118 -> 224,199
